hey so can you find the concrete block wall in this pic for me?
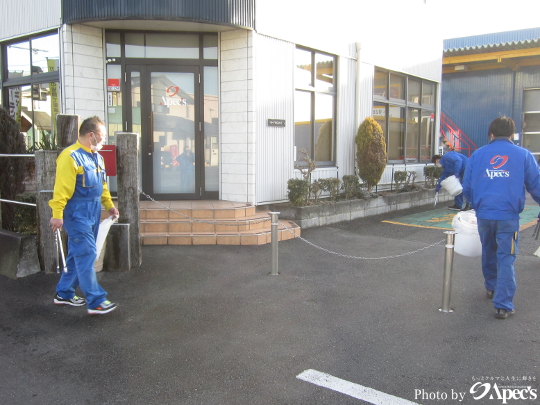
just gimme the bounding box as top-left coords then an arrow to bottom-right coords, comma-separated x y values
62,24 -> 106,120
220,29 -> 255,204
274,190 -> 454,229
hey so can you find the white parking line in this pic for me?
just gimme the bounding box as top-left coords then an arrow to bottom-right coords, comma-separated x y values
297,369 -> 421,405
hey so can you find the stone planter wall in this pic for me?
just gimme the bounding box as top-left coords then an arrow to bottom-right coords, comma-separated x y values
271,189 -> 453,229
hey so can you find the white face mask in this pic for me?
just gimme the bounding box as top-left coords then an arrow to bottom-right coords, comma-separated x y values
90,133 -> 104,152
91,143 -> 104,152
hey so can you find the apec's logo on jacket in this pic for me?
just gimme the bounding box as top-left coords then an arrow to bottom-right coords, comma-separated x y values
486,155 -> 509,179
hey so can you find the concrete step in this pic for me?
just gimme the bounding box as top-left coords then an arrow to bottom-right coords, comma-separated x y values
105,200 -> 301,246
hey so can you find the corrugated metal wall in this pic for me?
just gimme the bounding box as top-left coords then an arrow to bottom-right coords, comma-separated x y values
254,36 -> 360,204
253,34 -> 295,204
62,0 -> 254,29
0,0 -> 60,40
442,66 -> 540,149
335,56 -> 358,178
357,62 -> 375,131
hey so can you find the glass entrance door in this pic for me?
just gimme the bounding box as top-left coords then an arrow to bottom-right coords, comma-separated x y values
127,65 -> 200,199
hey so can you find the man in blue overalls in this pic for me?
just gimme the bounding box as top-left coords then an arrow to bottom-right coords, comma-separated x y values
432,150 -> 469,210
49,116 -> 119,315
463,116 -> 540,319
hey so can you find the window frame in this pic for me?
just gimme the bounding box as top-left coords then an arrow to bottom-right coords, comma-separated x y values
1,30 -> 61,149
294,46 -> 337,167
373,68 -> 436,164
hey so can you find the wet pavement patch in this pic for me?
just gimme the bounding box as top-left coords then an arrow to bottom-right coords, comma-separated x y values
382,205 -> 539,230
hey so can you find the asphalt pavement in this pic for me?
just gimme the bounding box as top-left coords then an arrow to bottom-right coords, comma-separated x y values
1,202 -> 540,405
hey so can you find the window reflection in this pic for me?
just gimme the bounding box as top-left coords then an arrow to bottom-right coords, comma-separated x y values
294,90 -> 312,161
374,70 -> 388,98
315,53 -> 334,90
373,68 -> 436,163
408,79 -> 421,104
406,108 -> 419,162
8,40 -> 31,78
204,66 -> 219,191
390,74 -> 405,100
295,47 -> 336,165
9,82 -> 60,150
125,33 -> 145,58
422,82 -> 435,106
125,33 -> 200,59
388,105 -> 405,161
314,94 -> 333,162
31,34 -> 60,74
296,48 -> 312,88
421,110 -> 433,160
203,35 -> 218,60
373,103 -> 387,136
106,32 -> 121,58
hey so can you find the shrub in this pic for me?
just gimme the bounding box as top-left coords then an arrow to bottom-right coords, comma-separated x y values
316,178 -> 342,202
13,193 -> 37,235
342,175 -> 362,199
295,149 -> 316,182
394,170 -> 418,192
393,170 -> 408,190
287,178 -> 310,206
355,117 -> 387,192
310,180 -> 323,204
0,107 -> 27,231
424,165 -> 443,188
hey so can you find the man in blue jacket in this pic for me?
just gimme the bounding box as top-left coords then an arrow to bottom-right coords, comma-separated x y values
462,116 -> 540,319
432,150 -> 469,210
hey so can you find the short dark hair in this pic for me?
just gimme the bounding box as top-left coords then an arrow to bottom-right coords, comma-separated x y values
431,154 -> 442,164
489,116 -> 515,138
79,116 -> 105,137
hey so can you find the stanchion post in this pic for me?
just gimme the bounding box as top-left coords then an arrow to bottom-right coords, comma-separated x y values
269,212 -> 280,275
439,231 -> 457,313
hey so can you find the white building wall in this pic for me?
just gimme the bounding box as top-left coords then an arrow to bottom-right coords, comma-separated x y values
335,56 -> 358,178
220,29 -> 255,204
0,0 -> 60,40
253,34 -> 294,204
61,24 -> 106,120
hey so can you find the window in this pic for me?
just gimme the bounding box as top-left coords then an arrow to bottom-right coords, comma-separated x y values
294,47 -> 336,165
522,88 -> 540,153
373,68 -> 436,163
1,31 -> 61,149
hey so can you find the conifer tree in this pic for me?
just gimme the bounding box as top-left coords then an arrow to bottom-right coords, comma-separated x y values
355,117 -> 387,192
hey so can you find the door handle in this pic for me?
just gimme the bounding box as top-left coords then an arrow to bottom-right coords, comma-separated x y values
149,111 -> 154,153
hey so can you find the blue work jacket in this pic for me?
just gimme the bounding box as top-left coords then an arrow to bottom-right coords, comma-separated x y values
462,138 -> 540,220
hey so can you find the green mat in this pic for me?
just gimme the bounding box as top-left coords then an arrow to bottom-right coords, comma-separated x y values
383,206 -> 539,230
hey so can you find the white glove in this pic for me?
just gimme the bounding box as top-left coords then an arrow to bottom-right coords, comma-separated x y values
434,192 -> 439,206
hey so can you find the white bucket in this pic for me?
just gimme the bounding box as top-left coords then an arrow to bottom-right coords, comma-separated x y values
452,210 -> 482,257
440,175 -> 463,197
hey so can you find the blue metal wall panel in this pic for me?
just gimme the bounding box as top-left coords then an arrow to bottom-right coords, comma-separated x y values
514,66 -> 540,130
444,27 -> 540,50
442,70 -> 514,148
62,0 -> 254,29
442,66 -> 540,150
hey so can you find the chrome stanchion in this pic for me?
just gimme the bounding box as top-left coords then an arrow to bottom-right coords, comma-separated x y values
439,231 -> 456,313
269,212 -> 280,275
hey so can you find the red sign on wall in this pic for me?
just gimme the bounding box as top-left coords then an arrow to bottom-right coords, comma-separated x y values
107,78 -> 120,91
98,145 -> 117,176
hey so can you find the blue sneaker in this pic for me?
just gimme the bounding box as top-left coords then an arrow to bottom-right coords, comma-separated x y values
88,300 -> 117,315
54,293 -> 86,307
